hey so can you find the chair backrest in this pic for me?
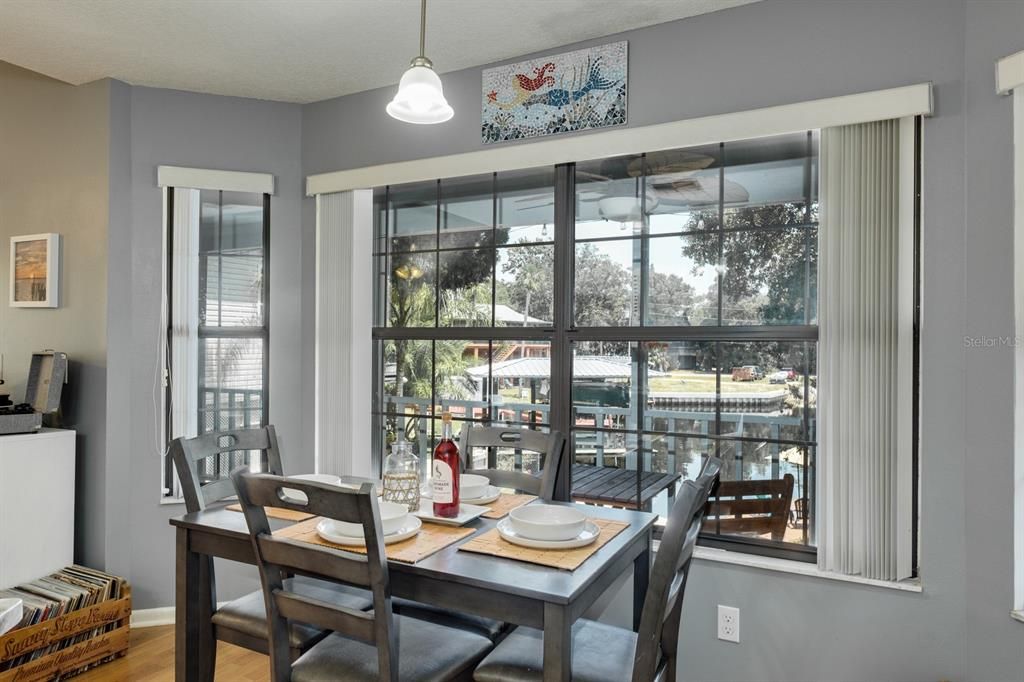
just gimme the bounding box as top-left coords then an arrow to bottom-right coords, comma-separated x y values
633,457 -> 721,682
457,426 -> 566,501
702,473 -> 795,542
169,426 -> 283,513
231,468 -> 397,682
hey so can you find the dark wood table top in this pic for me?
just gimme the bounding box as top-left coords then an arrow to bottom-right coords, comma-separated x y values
170,500 -> 656,606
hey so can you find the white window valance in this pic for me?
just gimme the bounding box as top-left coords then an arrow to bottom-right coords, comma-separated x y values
306,83 -> 932,196
997,49 -> 1024,95
158,166 -> 275,195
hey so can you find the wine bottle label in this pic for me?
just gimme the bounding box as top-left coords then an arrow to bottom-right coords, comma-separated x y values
432,460 -> 454,504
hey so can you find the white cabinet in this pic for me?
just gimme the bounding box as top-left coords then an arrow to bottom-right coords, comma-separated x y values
0,429 -> 76,588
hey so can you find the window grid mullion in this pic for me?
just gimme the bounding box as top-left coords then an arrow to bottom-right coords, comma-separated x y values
372,134 -> 824,559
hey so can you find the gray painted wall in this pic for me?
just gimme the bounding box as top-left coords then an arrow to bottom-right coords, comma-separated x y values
0,62 -> 111,571
300,1 -> 1024,679
6,0 -> 1024,678
103,86 -> 304,609
963,2 -> 1024,680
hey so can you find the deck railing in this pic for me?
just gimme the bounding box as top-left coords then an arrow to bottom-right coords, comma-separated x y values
196,387 -> 266,480
381,395 -> 814,490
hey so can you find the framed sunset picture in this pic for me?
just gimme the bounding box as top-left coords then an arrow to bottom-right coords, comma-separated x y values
10,233 -> 60,308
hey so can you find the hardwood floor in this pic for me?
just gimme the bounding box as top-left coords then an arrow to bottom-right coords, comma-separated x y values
75,626 -> 270,682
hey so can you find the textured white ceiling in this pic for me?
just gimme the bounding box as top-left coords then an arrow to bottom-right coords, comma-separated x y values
0,0 -> 757,103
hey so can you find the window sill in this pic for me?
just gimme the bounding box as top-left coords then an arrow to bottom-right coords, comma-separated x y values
159,496 -> 186,506
1012,610 -> 1024,625
693,546 -> 923,593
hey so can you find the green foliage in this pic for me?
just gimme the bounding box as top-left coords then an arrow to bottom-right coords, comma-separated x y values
499,241 -> 634,326
647,271 -> 695,325
681,203 -> 814,325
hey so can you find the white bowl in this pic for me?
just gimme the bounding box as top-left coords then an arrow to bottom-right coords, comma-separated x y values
460,474 -> 490,501
338,479 -> 382,496
329,500 -> 408,538
282,474 -> 342,503
290,473 -> 343,485
508,504 -> 587,541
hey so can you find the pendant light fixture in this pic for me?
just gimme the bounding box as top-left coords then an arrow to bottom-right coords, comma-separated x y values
386,0 -> 453,124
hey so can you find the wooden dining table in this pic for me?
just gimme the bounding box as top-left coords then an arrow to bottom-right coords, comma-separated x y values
170,498 -> 657,682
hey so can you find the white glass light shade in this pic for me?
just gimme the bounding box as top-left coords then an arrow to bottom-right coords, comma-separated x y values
386,63 -> 454,124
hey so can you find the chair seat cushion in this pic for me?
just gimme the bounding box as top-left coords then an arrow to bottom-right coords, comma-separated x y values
212,577 -> 372,649
292,615 -> 492,682
393,597 -> 507,640
473,619 -> 637,682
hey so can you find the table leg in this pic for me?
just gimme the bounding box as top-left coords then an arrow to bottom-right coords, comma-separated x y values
543,602 -> 572,682
633,532 -> 651,632
176,528 -> 216,682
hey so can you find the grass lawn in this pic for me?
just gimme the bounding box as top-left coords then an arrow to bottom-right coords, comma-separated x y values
648,370 -> 786,394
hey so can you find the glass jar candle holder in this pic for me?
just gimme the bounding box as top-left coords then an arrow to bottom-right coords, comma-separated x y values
382,441 -> 421,512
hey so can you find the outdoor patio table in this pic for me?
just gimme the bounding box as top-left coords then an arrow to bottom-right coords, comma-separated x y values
572,463 -> 681,511
170,499 -> 656,682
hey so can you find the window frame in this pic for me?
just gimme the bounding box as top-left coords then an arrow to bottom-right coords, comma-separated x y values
162,187 -> 271,499
372,145 -> 820,560
369,128 -> 921,565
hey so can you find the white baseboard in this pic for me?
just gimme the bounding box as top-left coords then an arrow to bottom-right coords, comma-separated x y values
130,606 -> 176,628
130,601 -> 231,628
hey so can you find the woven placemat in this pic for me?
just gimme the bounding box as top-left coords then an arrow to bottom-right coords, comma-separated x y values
226,504 -> 315,522
458,518 -> 629,571
274,517 -> 475,564
481,493 -> 537,519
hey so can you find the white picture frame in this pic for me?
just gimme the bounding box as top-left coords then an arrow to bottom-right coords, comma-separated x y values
9,233 -> 60,308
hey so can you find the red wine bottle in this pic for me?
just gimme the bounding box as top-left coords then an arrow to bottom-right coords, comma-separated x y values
432,412 -> 461,518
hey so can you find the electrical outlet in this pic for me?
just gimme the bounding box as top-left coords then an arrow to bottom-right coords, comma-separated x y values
717,605 -> 740,643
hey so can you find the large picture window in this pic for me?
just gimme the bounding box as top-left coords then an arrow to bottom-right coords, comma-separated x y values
372,132 -> 819,558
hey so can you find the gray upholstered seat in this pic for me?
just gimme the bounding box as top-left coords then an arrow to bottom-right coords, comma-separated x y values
212,577 -> 373,650
473,619 -> 638,682
392,598 -> 507,641
292,616 -> 491,682
474,458 -> 723,682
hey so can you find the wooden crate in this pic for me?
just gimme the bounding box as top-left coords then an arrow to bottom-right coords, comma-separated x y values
0,587 -> 131,682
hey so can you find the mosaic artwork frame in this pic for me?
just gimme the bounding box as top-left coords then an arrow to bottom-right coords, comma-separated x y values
481,41 -> 628,144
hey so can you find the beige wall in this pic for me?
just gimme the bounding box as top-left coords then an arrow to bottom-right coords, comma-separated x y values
0,61 -> 110,567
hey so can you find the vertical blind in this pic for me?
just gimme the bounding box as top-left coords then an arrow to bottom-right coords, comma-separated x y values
168,187 -> 200,444
818,118 -> 914,581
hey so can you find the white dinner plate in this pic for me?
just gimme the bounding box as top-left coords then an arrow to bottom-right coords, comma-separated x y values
421,484 -> 502,505
496,518 -> 600,550
316,516 -> 422,546
413,502 -> 490,526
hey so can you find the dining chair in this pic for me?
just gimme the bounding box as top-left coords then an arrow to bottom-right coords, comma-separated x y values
231,468 -> 493,682
472,456 -> 722,682
168,427 -> 373,669
457,426 -> 567,502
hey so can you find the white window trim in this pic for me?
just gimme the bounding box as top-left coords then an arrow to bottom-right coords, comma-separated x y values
1002,48 -> 1024,618
306,83 -> 932,195
157,167 -> 274,502
694,547 -> 923,593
